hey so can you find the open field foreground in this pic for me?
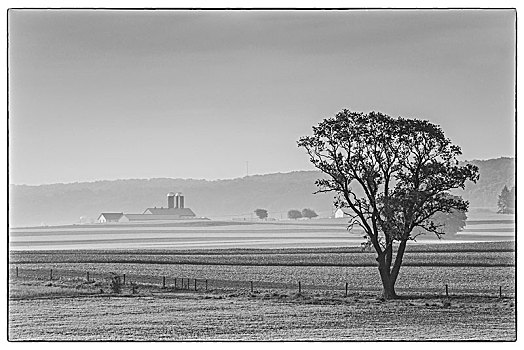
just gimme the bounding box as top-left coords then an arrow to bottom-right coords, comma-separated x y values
9,290 -> 516,341
8,241 -> 516,341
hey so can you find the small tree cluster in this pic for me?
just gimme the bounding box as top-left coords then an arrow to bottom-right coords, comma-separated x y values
497,185 -> 515,214
287,208 -> 319,219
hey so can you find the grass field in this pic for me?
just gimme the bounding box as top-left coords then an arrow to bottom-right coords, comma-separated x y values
9,290 -> 516,341
8,217 -> 516,341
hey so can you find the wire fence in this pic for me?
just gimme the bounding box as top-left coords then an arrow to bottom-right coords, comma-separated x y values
9,266 -> 515,300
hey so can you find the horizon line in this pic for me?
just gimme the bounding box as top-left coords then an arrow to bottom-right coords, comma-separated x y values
9,169 -> 319,187
8,155 -> 515,187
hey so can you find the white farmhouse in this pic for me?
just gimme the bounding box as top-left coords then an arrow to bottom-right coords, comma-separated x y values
334,208 -> 355,218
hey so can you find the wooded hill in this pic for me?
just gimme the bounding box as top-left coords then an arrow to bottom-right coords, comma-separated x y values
9,157 -> 515,227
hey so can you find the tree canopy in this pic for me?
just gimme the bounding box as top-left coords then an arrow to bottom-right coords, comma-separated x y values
254,208 -> 268,220
287,209 -> 302,220
497,185 -> 515,214
301,208 -> 318,219
298,110 -> 479,299
420,195 -> 467,237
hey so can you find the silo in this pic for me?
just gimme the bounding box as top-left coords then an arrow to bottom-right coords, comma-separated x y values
167,192 -> 175,209
175,192 -> 184,209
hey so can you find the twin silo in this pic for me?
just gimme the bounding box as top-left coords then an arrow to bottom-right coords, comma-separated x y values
167,192 -> 185,209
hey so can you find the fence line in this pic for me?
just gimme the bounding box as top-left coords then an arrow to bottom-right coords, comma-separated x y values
9,266 -> 515,299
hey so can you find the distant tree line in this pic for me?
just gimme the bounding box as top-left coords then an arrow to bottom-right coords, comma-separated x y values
287,208 -> 318,220
253,208 -> 319,220
497,185 -> 515,214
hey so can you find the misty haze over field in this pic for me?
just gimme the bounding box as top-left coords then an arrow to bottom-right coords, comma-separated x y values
9,157 -> 515,227
8,10 -> 515,227
9,10 -> 514,186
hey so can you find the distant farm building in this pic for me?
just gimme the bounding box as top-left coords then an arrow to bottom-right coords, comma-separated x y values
334,208 -> 354,218
97,212 -> 125,223
98,192 -> 197,223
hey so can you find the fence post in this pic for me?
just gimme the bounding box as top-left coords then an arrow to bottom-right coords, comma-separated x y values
445,284 -> 449,297
187,278 -> 190,290
123,274 -> 126,285
163,276 -> 166,289
16,266 -> 18,278
174,278 -> 177,289
87,272 -> 90,282
298,281 -> 301,294
499,286 -> 502,298
250,281 -> 254,293
194,279 -> 197,291
50,269 -> 53,280
345,282 -> 348,297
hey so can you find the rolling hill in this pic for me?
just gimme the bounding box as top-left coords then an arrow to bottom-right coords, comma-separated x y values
9,157 -> 515,227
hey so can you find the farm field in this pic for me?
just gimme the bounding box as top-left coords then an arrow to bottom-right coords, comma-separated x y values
9,215 -> 515,251
9,289 -> 516,341
8,216 -> 516,341
9,241 -> 516,341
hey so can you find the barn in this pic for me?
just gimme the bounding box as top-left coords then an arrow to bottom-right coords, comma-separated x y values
139,192 -> 196,219
97,192 -> 197,223
123,212 -> 194,221
97,213 -> 125,223
142,207 -> 195,217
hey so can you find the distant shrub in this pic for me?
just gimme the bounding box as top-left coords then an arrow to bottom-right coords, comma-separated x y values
131,282 -> 138,295
110,274 -> 122,294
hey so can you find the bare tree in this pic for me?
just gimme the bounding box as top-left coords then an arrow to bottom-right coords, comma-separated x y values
298,110 -> 479,299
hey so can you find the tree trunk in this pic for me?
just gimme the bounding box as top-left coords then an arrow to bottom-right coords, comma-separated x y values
377,253 -> 398,300
390,240 -> 408,287
382,279 -> 397,300
378,239 -> 408,300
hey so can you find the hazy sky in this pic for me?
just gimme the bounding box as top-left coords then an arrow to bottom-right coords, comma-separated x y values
9,9 -> 515,185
